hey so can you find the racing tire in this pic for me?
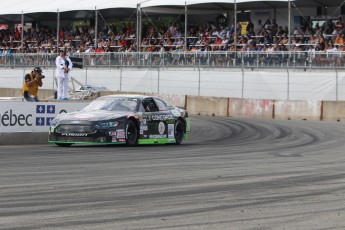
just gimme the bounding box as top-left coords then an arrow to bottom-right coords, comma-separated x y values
126,119 -> 138,146
174,119 -> 185,145
55,143 -> 72,147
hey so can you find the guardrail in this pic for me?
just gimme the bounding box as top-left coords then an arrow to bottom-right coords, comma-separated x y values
1,51 -> 345,69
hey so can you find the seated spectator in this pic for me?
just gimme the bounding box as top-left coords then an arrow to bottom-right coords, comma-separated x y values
221,36 -> 229,45
195,36 -> 203,46
175,29 -> 183,38
174,37 -> 184,49
336,17 -> 345,34
264,19 -> 272,34
335,33 -> 344,44
325,19 -> 335,35
280,35 -> 288,45
163,38 -> 173,46
247,27 -> 255,37
276,26 -> 284,36
213,36 -> 222,45
168,23 -> 177,37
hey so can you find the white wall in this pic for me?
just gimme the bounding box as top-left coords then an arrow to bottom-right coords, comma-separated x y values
1,67 -> 344,101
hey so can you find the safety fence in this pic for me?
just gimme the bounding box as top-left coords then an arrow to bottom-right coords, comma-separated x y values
1,51 -> 345,69
1,68 -> 345,101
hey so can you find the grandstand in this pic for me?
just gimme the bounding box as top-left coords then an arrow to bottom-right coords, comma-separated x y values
0,0 -> 345,68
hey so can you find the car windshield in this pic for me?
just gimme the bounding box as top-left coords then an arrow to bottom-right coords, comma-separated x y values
81,97 -> 139,112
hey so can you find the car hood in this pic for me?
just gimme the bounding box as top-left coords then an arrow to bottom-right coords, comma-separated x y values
56,110 -> 132,122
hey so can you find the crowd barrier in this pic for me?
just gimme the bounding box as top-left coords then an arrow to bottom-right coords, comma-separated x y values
1,92 -> 345,145
1,51 -> 345,69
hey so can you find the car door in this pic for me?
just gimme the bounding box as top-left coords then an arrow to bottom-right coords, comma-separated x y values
153,98 -> 176,139
140,97 -> 174,140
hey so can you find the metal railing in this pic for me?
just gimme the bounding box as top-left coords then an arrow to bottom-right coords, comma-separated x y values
1,51 -> 345,69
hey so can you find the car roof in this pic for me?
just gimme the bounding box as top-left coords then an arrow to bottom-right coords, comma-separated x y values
101,94 -> 152,99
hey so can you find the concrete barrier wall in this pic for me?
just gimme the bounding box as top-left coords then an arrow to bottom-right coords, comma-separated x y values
186,97 -> 321,121
274,100 -> 321,121
0,133 -> 48,145
229,98 -> 273,119
186,96 -> 228,116
322,101 -> 345,122
0,88 -> 54,100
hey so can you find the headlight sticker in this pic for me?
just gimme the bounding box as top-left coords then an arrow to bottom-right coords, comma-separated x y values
172,109 -> 181,117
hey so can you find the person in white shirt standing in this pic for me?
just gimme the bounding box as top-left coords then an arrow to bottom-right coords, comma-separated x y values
55,49 -> 73,100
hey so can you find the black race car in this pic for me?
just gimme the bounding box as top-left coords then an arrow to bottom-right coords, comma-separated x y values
48,94 -> 190,146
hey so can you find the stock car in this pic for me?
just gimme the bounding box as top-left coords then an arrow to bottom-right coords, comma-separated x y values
48,94 -> 190,146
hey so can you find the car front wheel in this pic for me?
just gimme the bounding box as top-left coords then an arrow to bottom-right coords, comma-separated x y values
126,120 -> 138,146
174,119 -> 185,145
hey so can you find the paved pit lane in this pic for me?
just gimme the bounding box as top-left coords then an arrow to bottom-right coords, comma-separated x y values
1,116 -> 345,230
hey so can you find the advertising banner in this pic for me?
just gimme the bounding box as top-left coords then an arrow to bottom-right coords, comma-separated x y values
0,102 -> 89,133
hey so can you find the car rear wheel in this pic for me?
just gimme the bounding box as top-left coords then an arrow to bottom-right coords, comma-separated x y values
55,143 -> 72,147
175,119 -> 185,145
126,120 -> 138,146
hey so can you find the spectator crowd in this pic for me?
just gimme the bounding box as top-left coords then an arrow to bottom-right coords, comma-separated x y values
1,16 -> 345,57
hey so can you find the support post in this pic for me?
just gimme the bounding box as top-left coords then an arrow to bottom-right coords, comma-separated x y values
234,0 -> 237,66
95,7 -> 98,48
288,0 -> 291,50
234,0 -> 237,47
185,2 -> 188,51
57,9 -> 60,50
136,3 -> 141,52
21,11 -> 24,50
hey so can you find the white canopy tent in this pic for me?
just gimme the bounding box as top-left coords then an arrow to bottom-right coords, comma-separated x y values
140,0 -> 290,7
0,0 -> 139,14
0,0 -> 342,14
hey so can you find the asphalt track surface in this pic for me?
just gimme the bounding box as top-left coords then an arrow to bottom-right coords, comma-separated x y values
1,116 -> 345,230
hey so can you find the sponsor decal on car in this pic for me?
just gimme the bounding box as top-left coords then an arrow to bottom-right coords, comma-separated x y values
149,134 -> 167,138
186,118 -> 191,133
61,133 -> 88,137
117,129 -> 126,138
144,114 -> 173,121
140,125 -> 148,131
158,122 -> 165,134
109,131 -> 117,136
166,119 -> 175,124
168,124 -> 174,138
